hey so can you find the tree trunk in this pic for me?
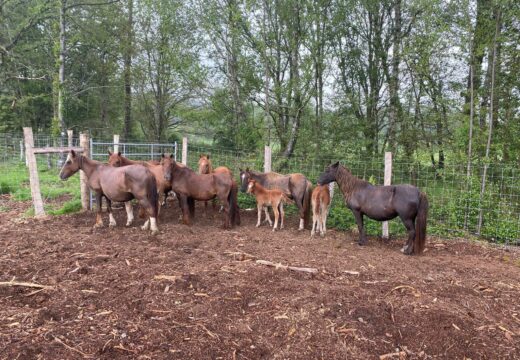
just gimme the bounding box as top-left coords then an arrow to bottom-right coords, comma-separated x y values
123,0 -> 133,141
58,0 -> 66,140
387,0 -> 402,153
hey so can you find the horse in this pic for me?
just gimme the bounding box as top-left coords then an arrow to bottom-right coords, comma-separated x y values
311,185 -> 331,237
108,151 -> 169,206
161,154 -> 240,228
247,179 -> 292,231
317,162 -> 428,255
59,150 -> 159,235
239,168 -> 312,230
107,151 -> 193,225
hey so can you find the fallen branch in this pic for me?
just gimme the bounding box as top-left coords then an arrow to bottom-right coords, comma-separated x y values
54,337 -> 93,358
256,260 -> 318,274
386,285 -> 420,297
224,250 -> 257,261
379,351 -> 405,359
0,279 -> 53,290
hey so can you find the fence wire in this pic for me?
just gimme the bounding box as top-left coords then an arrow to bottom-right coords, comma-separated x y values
0,133 -> 518,245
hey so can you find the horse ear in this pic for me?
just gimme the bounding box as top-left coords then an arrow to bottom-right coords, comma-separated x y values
70,150 -> 76,158
169,154 -> 173,159
246,167 -> 250,172
207,154 -> 210,159
239,167 -> 242,172
332,161 -> 340,168
161,153 -> 165,158
108,150 -> 112,155
118,151 -> 121,156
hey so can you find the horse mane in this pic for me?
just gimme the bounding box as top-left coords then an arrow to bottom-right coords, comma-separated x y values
336,165 -> 369,201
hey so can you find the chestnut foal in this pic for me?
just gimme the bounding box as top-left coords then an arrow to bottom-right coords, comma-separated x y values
246,179 -> 292,231
311,185 -> 331,237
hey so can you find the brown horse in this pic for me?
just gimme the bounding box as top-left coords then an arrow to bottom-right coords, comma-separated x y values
239,168 -> 312,230
59,150 -> 159,234
107,151 -> 193,225
198,154 -> 236,214
317,162 -> 428,255
311,185 -> 331,237
161,154 -> 239,228
108,151 -> 170,207
247,179 -> 292,231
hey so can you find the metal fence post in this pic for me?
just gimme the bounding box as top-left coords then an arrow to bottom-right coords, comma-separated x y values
264,145 -> 272,173
23,127 -> 45,217
174,141 -> 178,161
382,152 -> 392,239
182,137 -> 188,165
80,132 -> 90,211
20,140 -> 24,163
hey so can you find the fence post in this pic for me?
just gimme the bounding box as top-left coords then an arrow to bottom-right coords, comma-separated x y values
182,137 -> 188,165
23,127 -> 45,217
113,134 -> 120,153
80,132 -> 90,211
264,145 -> 272,173
20,140 -> 24,163
382,152 -> 392,239
67,130 -> 73,147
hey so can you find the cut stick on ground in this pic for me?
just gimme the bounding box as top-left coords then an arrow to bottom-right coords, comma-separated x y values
256,260 -> 318,274
379,351 -> 406,359
0,280 -> 53,290
54,337 -> 93,358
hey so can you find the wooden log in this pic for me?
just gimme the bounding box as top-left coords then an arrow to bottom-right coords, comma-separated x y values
23,127 -> 45,217
80,132 -> 90,210
256,260 -> 318,274
32,147 -> 84,154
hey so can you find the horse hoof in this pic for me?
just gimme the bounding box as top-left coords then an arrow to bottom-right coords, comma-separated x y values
151,230 -> 159,236
126,221 -> 133,227
93,223 -> 104,229
109,223 -> 116,228
358,241 -> 367,246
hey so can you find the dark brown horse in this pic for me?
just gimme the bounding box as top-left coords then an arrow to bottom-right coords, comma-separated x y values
59,150 -> 159,234
317,162 -> 428,254
161,154 -> 239,228
239,168 -> 312,230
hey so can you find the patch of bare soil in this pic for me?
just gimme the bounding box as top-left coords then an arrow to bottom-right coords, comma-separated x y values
1,196 -> 519,359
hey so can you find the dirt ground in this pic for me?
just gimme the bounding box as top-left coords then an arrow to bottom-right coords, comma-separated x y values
1,194 -> 520,359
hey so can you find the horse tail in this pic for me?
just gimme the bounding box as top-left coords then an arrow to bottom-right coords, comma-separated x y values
303,181 -> 313,229
229,181 -> 240,226
148,176 -> 159,218
415,192 -> 429,254
188,196 -> 195,218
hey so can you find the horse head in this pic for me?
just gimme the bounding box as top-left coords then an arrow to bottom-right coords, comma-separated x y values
198,154 -> 211,174
317,161 -> 340,185
239,167 -> 252,193
107,150 -> 123,167
161,153 -> 175,181
59,150 -> 81,180
246,179 -> 256,194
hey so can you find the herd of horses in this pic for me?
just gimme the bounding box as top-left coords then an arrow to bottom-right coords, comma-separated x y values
59,150 -> 429,255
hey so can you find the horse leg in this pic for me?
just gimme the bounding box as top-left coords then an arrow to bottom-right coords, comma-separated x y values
140,198 -> 158,235
400,217 -> 416,255
311,208 -> 317,237
94,192 -> 104,228
353,210 -> 367,245
256,204 -> 262,227
279,202 -> 285,229
106,197 -> 116,227
263,206 -> 272,226
272,203 -> 279,231
125,202 -> 134,226
321,208 -> 327,237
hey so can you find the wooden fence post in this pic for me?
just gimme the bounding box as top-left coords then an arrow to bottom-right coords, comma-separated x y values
80,132 -> 90,211
382,152 -> 392,239
113,134 -> 120,153
67,130 -> 73,147
23,127 -> 45,217
264,145 -> 272,173
20,140 -> 24,163
182,137 -> 188,165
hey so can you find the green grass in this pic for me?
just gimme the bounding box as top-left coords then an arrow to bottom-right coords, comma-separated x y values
0,161 -> 82,216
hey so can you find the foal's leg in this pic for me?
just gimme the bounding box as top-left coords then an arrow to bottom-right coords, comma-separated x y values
400,217 -> 416,255
311,208 -> 318,237
272,202 -> 280,231
263,206 -> 272,226
279,202 -> 285,229
352,210 -> 367,245
256,203 -> 262,227
94,192 -> 104,228
106,197 -> 117,227
125,202 -> 134,226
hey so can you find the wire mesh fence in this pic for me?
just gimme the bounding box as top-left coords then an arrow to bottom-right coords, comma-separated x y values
0,132 -> 518,245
